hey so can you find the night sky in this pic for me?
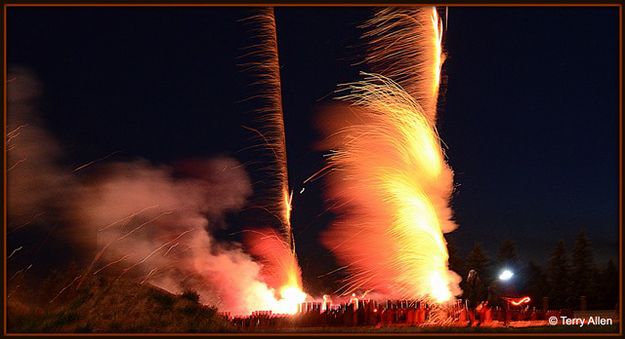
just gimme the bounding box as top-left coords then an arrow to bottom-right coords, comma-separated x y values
7,6 -> 619,294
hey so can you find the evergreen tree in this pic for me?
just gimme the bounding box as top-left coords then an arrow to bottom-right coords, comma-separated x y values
546,240 -> 571,309
465,243 -> 491,285
447,240 -> 465,279
571,230 -> 594,308
598,259 -> 618,309
524,261 -> 548,308
497,239 -> 518,271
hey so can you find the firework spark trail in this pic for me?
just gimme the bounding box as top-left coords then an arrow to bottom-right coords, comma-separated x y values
140,267 -> 159,285
93,255 -> 130,275
240,8 -> 294,251
8,246 -> 23,259
50,274 -> 82,303
9,264 -> 32,281
9,212 -> 46,233
7,157 -> 27,172
361,7 -> 445,124
73,150 -> 123,173
77,209 -> 173,288
97,205 -> 160,232
238,7 -> 306,311
116,228 -> 197,279
321,72 -> 461,303
6,124 -> 28,148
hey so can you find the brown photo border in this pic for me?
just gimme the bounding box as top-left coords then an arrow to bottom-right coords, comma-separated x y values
1,2 -> 622,336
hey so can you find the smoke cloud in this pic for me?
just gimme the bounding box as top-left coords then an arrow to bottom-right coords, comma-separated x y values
6,68 -> 72,228
6,68 -> 296,315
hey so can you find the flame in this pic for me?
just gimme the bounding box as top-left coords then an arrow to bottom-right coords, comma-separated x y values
243,227 -> 305,314
276,285 -> 307,314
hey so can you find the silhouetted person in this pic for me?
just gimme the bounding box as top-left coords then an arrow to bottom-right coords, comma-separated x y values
464,269 -> 483,326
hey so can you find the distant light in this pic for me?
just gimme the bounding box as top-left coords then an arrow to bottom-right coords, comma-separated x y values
499,269 -> 514,281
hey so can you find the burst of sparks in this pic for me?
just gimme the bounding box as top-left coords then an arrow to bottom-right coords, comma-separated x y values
322,71 -> 460,303
238,7 -> 305,311
361,7 -> 445,124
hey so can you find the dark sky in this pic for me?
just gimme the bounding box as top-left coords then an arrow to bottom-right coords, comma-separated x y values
7,6 -> 619,294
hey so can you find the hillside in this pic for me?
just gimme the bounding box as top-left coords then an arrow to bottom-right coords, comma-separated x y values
7,272 -> 234,333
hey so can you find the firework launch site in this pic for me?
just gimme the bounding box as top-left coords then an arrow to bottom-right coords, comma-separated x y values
4,4 -> 619,335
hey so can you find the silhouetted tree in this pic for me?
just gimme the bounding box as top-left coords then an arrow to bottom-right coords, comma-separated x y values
447,240 -> 465,279
546,240 -> 571,309
497,239 -> 518,269
571,231 -> 595,309
598,259 -> 618,310
465,243 -> 491,286
523,261 -> 548,308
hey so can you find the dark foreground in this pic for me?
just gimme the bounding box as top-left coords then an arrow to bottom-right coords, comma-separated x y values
6,274 -> 620,334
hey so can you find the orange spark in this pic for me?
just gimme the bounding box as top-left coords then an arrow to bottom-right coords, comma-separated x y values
362,7 -> 446,124
321,73 -> 461,303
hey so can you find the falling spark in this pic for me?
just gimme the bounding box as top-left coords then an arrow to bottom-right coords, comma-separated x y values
9,264 -> 32,280
361,7 -> 445,124
77,209 -> 172,288
8,246 -> 23,259
117,228 -> 197,279
9,212 -> 46,233
73,150 -> 122,173
93,255 -> 130,275
140,267 -> 159,285
6,124 -> 28,144
321,72 -> 461,303
97,205 -> 160,232
50,274 -> 82,303
7,157 -> 27,172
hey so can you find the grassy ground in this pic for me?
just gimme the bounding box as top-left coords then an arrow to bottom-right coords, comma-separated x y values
7,275 -> 233,333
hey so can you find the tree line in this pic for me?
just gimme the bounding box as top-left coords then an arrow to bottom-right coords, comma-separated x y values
448,230 -> 618,310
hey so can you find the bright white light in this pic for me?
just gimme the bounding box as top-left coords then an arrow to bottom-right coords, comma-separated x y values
499,269 -> 514,281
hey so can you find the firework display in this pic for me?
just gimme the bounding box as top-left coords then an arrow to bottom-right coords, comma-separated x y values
5,4 -> 618,334
321,7 -> 460,304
